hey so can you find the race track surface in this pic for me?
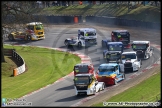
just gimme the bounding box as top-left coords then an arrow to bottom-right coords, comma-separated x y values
3,23 -> 161,107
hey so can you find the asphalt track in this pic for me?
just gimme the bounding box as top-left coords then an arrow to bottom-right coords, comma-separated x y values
4,23 -> 161,106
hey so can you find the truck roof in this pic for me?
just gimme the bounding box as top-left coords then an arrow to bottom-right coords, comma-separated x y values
108,42 -> 123,45
132,41 -> 150,44
99,63 -> 118,67
112,30 -> 128,33
75,63 -> 91,66
75,73 -> 92,77
79,28 -> 96,31
26,22 -> 43,25
122,51 -> 136,55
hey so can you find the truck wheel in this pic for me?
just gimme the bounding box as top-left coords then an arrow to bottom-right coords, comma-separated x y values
8,34 -> 14,41
64,40 -> 68,46
102,41 -> 104,47
76,93 -> 80,96
102,83 -> 105,90
93,87 -> 96,94
78,42 -> 82,48
114,79 -> 117,85
122,73 -> 125,79
27,35 -> 31,41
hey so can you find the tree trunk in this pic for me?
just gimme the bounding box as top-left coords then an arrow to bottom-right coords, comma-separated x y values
1,32 -> 5,63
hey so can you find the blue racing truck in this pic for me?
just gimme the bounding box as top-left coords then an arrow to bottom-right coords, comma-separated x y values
103,42 -> 123,63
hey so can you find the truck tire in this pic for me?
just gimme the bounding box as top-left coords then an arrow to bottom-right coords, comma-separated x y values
114,79 -> 117,85
64,40 -> 69,46
27,35 -> 31,41
76,94 -> 79,96
102,83 -> 105,90
8,34 -> 14,41
78,42 -> 82,48
93,87 -> 96,95
102,41 -> 104,47
122,73 -> 125,79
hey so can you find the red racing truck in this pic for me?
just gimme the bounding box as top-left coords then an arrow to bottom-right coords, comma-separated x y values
73,63 -> 95,76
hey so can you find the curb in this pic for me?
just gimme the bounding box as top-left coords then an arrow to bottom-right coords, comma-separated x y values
12,45 -> 92,99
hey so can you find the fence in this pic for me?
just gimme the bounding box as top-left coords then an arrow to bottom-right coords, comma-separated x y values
85,16 -> 161,30
4,48 -> 25,77
31,15 -> 160,30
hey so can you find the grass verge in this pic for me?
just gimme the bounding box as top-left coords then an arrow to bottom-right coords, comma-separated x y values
93,68 -> 161,107
2,45 -> 81,98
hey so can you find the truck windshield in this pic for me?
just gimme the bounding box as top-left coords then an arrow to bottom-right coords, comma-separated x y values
98,66 -> 114,72
118,32 -> 129,37
132,44 -> 147,50
85,32 -> 96,36
108,45 -> 122,51
107,53 -> 121,60
74,76 -> 89,84
35,24 -> 43,30
74,66 -> 88,73
122,54 -> 136,60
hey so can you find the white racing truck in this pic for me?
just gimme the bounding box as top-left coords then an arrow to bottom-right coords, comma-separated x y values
131,41 -> 154,59
121,51 -> 142,72
64,28 -> 97,48
73,74 -> 105,96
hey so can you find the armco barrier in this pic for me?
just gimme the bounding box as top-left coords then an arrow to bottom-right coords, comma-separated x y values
85,16 -> 161,30
12,50 -> 25,76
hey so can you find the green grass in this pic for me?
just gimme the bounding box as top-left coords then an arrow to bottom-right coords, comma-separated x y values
2,45 -> 81,98
32,4 -> 160,23
94,69 -> 161,107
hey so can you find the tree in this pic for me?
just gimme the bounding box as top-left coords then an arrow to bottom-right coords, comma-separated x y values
1,1 -> 46,63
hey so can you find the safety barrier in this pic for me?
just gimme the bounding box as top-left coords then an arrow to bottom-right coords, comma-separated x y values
85,16 -> 161,30
4,48 -> 25,77
12,50 -> 26,76
31,15 -> 160,30
32,15 -> 82,24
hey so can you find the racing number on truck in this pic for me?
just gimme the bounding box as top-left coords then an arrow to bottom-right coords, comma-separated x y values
133,45 -> 136,49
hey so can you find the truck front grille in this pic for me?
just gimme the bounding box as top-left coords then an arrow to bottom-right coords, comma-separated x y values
76,85 -> 88,90
124,62 -> 132,67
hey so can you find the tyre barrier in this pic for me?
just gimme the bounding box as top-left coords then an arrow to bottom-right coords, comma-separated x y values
4,45 -> 25,77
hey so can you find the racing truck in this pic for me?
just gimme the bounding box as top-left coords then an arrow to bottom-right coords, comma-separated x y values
96,63 -> 125,85
111,30 -> 131,48
121,51 -> 142,72
73,63 -> 94,76
73,73 -> 105,96
8,22 -> 45,41
103,42 -> 123,63
64,28 -> 97,48
131,41 -> 154,59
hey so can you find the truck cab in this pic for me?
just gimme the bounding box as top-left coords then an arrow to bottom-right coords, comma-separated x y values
64,28 -> 97,48
8,22 -> 45,41
73,63 -> 94,76
104,51 -> 122,63
131,41 -> 153,59
111,30 -> 130,48
103,42 -> 123,61
96,63 -> 125,85
73,74 -> 105,96
121,51 -> 142,72
25,22 -> 45,40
